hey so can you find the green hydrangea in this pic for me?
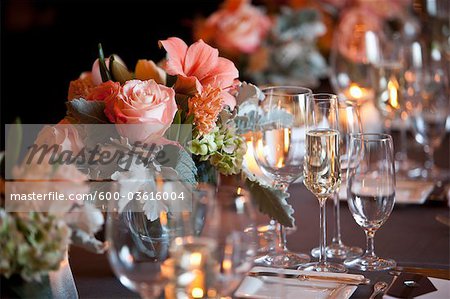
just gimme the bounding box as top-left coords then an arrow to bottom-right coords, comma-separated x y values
0,210 -> 71,282
189,122 -> 247,175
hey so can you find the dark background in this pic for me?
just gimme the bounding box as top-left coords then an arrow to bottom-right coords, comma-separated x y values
1,0 -> 223,129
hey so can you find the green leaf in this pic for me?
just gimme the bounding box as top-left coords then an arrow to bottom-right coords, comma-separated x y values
109,55 -> 132,84
173,110 -> 182,125
184,113 -> 195,125
66,99 -> 109,124
5,118 -> 22,178
98,43 -> 111,82
157,145 -> 197,185
245,178 -> 295,227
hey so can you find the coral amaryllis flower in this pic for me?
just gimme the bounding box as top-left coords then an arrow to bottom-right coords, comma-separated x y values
159,37 -> 239,110
188,86 -> 223,136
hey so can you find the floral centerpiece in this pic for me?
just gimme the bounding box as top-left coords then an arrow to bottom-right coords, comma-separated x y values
1,36 -> 297,288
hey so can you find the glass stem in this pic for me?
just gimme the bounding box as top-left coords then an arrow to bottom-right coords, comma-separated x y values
331,191 -> 342,245
424,145 -> 435,171
318,197 -> 327,264
276,222 -> 287,252
275,182 -> 289,253
364,230 -> 376,257
398,125 -> 408,163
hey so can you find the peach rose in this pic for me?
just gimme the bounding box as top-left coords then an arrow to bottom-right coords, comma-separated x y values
196,0 -> 272,55
105,79 -> 177,143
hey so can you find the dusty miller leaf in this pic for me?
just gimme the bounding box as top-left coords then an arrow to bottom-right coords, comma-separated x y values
245,178 -> 295,227
157,145 -> 197,185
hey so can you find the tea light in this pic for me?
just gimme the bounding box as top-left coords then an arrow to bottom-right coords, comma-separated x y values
342,83 -> 374,105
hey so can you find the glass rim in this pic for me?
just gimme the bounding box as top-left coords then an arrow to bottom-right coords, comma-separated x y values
311,93 -> 338,100
262,86 -> 312,96
350,133 -> 393,142
338,100 -> 357,108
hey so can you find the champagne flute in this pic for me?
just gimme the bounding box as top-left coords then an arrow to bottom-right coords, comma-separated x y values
299,94 -> 347,273
311,101 -> 363,259
253,86 -> 311,268
344,133 -> 396,271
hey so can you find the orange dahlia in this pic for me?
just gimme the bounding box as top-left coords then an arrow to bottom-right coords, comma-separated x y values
188,86 -> 223,136
67,72 -> 96,100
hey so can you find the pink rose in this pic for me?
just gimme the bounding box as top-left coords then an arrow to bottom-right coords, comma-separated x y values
105,79 -> 177,143
159,37 -> 239,109
198,0 -> 272,55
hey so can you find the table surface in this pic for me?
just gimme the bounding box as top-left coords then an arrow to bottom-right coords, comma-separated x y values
69,134 -> 450,298
69,195 -> 450,299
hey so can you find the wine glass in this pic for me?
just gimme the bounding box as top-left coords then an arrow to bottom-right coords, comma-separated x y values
311,100 -> 363,259
195,184 -> 257,297
403,39 -> 450,180
106,178 -> 207,298
252,86 -> 311,268
298,94 -> 346,273
344,133 -> 396,271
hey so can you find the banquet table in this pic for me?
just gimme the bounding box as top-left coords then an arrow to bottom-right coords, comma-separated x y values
69,133 -> 450,299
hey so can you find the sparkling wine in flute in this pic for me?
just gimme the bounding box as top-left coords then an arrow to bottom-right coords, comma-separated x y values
304,129 -> 341,198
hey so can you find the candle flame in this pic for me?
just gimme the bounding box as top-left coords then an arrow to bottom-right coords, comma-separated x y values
387,78 -> 399,109
190,252 -> 202,267
192,287 -> 204,298
349,84 -> 363,99
159,211 -> 168,226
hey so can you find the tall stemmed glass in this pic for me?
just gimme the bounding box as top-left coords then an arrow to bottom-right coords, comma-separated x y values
311,101 -> 363,259
403,39 -> 450,180
299,94 -> 346,273
344,133 -> 396,271
253,86 -> 311,268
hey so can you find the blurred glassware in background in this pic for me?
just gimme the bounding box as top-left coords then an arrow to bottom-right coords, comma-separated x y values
329,2 -> 420,133
402,38 -> 450,180
191,184 -> 257,298
370,58 -> 421,176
